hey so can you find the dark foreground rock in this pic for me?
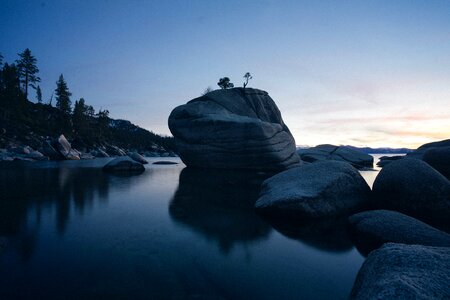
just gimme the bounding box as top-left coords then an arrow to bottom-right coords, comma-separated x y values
127,152 -> 148,164
423,146 -> 450,179
348,210 -> 450,255
297,144 -> 373,169
255,161 -> 371,219
350,243 -> 450,299
102,157 -> 145,173
372,158 -> 450,230
168,88 -> 300,171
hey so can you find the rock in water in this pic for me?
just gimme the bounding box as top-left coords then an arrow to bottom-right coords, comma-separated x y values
350,243 -> 450,299
103,157 -> 145,173
55,134 -> 80,160
255,161 -> 371,219
168,88 -> 300,170
372,158 -> 450,230
297,144 -> 373,169
348,210 -> 450,255
128,152 -> 148,164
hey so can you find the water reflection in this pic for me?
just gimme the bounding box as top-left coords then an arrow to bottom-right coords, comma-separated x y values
264,216 -> 354,252
169,167 -> 273,253
0,165 -> 112,260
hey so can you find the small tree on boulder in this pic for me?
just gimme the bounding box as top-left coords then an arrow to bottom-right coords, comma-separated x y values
217,77 -> 234,89
243,72 -> 252,88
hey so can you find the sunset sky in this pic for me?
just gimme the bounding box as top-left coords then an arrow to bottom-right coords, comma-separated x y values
1,0 -> 449,148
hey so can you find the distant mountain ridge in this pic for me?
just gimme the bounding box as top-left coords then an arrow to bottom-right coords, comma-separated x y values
297,145 -> 412,154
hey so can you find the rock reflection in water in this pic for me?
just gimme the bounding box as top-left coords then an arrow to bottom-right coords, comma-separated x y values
263,216 -> 354,253
169,167 -> 273,253
0,165 -> 111,260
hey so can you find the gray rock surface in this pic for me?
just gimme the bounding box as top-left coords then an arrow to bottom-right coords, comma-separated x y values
423,146 -> 450,179
350,243 -> 450,299
349,210 -> 450,255
372,158 -> 450,230
168,88 -> 300,170
102,157 -> 145,172
128,152 -> 148,164
255,161 -> 371,219
55,134 -> 80,160
297,144 -> 373,169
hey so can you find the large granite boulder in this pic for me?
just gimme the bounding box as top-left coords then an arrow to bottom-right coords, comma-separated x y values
297,144 -> 373,169
102,157 -> 145,173
423,146 -> 450,179
350,243 -> 450,299
168,88 -> 300,171
348,210 -> 450,255
372,158 -> 450,230
255,161 -> 371,219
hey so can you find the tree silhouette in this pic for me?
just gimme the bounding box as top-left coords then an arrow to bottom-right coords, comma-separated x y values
217,77 -> 234,89
243,72 -> 252,88
0,53 -> 3,68
55,74 -> 72,114
16,48 -> 40,99
36,85 -> 42,103
0,63 -> 25,108
202,86 -> 214,95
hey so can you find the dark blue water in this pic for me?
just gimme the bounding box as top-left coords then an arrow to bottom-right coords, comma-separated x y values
0,157 -> 368,299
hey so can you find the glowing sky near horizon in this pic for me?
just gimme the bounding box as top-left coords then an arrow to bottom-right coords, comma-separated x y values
1,0 -> 449,148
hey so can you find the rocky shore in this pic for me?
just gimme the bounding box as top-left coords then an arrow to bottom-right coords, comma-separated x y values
0,134 -> 177,162
168,87 -> 450,299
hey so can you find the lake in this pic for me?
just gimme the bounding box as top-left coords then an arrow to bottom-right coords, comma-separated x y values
0,155 -> 391,299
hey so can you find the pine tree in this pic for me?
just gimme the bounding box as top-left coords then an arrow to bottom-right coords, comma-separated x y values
55,74 -> 72,114
16,48 -> 40,99
72,98 -> 88,134
0,63 -> 25,108
36,85 -> 42,103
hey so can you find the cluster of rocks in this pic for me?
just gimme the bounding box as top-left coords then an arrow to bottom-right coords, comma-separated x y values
297,144 -> 374,169
169,88 -> 450,299
377,139 -> 450,179
0,134 -> 176,162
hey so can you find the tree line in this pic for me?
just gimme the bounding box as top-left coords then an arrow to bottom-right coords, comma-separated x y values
0,49 -> 113,142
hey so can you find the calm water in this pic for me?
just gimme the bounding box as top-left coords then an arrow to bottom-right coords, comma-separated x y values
0,156 -> 389,300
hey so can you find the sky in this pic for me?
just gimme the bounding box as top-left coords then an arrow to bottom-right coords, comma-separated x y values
1,0 -> 449,148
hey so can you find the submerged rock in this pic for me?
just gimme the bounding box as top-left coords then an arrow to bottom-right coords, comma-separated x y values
128,152 -> 148,164
255,161 -> 371,219
153,161 -> 178,165
168,88 -> 300,171
102,157 -> 145,173
297,144 -> 373,169
350,243 -> 450,299
348,210 -> 450,255
372,158 -> 450,230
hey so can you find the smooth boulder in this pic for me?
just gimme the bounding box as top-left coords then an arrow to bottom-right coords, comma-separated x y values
168,88 -> 300,171
349,210 -> 450,255
255,161 -> 371,219
128,152 -> 148,164
55,134 -> 80,160
297,144 -> 373,169
406,138 -> 450,159
372,158 -> 450,230
350,243 -> 450,299
423,146 -> 450,179
102,157 -> 145,172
